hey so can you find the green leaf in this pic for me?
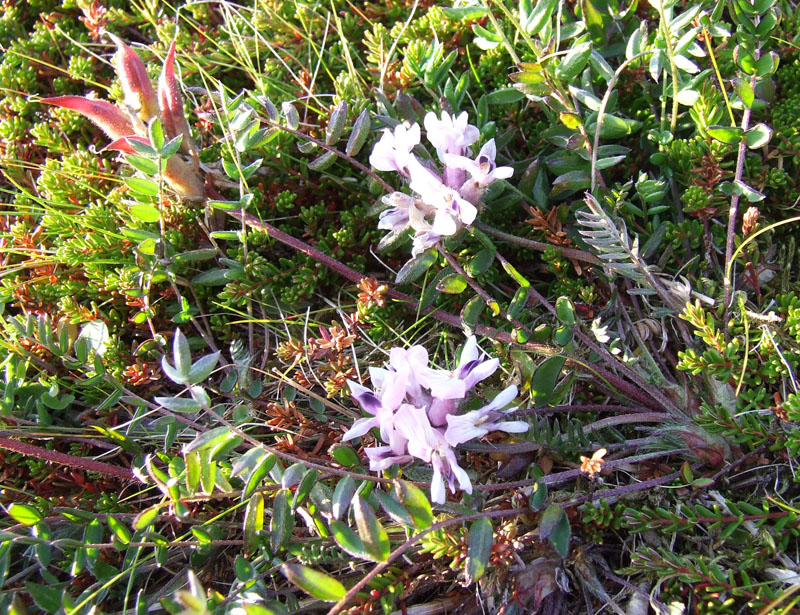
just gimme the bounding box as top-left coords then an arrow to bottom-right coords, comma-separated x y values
332,476 -> 357,520
8,503 -> 42,526
133,506 -> 159,530
329,520 -> 370,560
532,356 -> 566,406
733,180 -> 765,202
508,286 -> 529,320
550,170 -> 591,198
556,41 -> 592,81
244,492 -> 265,555
107,514 -> 132,545
550,513 -> 571,557
461,294 -> 485,332
555,297 -> 576,325
589,114 -> 642,139
153,396 -> 202,412
160,134 -> 183,159
192,268 -> 234,286
148,118 -> 165,150
346,109 -> 371,156
293,469 -> 318,509
734,78 -> 754,108
185,426 -> 234,453
483,88 -> 525,105
436,273 -> 468,294
466,518 -> 493,583
126,154 -> 160,175
208,199 -> 242,211
395,480 -> 432,529
308,151 -> 337,171
539,503 -> 565,541
270,488 -> 293,553
325,101 -> 348,145
707,125 -> 743,145
395,250 -> 437,285
125,177 -> 160,196
281,564 -> 346,602
528,480 -> 548,511
25,582 -> 62,613
353,496 -> 390,562
523,0 -> 558,35
745,123 -> 771,148
468,248 -> 495,277
375,491 -> 415,528
329,444 -> 360,468
500,260 -> 530,288
172,248 -> 218,264
187,351 -> 221,385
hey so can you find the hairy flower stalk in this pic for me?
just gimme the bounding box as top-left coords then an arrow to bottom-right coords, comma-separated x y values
344,336 -> 527,503
371,111 -> 512,256
39,36 -> 203,199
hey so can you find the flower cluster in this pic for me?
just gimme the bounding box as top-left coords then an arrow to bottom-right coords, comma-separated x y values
344,336 -> 528,503
370,112 -> 513,256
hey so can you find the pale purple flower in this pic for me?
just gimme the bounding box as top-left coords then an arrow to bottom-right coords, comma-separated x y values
395,405 -> 472,503
377,192 -> 431,235
424,111 -> 480,159
444,385 -> 527,446
422,336 -> 499,422
342,380 -> 395,443
411,230 -> 442,257
407,157 -> 477,236
445,139 -> 514,204
370,122 -> 421,175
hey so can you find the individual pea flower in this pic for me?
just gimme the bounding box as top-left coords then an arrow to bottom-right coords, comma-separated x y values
444,139 -> 514,204
444,385 -> 527,446
369,122 -> 421,176
395,404 -> 472,504
424,110 -> 480,160
376,191 -> 433,250
420,335 -> 498,401
407,157 -> 477,237
424,110 -> 480,190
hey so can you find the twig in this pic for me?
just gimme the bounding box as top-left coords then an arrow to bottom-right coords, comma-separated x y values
0,436 -> 137,481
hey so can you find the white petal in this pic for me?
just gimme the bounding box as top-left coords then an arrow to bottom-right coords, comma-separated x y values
430,461 -> 446,504
493,420 -> 529,434
342,416 -> 378,441
478,139 -> 497,161
444,412 -> 485,446
432,209 -> 458,236
457,199 -> 477,225
492,165 -> 514,180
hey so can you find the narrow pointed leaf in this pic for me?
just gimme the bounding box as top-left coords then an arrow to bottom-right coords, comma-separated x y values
353,496 -> 390,562
41,96 -> 135,141
395,480 -> 433,529
281,564 -> 346,602
466,518 -> 493,583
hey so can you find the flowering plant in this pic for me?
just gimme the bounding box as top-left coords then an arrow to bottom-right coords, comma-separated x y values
370,111 -> 513,256
344,336 -> 528,503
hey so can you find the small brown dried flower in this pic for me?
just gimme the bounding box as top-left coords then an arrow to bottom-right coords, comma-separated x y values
357,277 -> 388,309
580,448 -> 607,478
742,206 -> 760,237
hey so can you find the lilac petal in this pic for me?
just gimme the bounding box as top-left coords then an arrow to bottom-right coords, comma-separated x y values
428,397 -> 456,427
444,412 -> 483,446
342,416 -> 379,441
480,384 -> 518,412
493,420 -> 529,433
431,208 -> 457,236
430,459 -> 446,504
347,380 -> 383,414
462,357 -> 499,389
366,446 -> 412,471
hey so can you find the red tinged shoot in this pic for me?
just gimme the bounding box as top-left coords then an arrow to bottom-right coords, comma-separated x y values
39,37 -> 203,199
